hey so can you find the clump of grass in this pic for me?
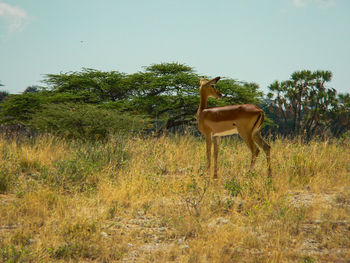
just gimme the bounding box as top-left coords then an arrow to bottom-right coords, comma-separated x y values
0,245 -> 32,262
0,171 -> 10,193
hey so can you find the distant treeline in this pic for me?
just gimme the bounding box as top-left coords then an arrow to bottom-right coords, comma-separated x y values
0,63 -> 349,141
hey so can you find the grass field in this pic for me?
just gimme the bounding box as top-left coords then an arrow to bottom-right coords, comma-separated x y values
0,134 -> 349,262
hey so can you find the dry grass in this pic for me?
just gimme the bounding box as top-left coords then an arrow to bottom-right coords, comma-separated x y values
0,134 -> 349,262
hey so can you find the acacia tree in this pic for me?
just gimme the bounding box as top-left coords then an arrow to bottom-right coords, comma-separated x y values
1,63 -> 265,136
124,62 -> 263,131
42,69 -> 131,103
124,63 -> 200,130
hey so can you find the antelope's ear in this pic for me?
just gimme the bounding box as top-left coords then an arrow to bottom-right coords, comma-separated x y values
206,76 -> 221,86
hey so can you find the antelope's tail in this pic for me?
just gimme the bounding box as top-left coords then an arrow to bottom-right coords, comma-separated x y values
252,111 -> 265,134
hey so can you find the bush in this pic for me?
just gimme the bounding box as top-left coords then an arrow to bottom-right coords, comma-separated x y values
0,93 -> 44,123
28,103 -> 147,141
224,177 -> 243,197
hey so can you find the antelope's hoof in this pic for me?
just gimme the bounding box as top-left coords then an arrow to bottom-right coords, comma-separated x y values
267,169 -> 272,177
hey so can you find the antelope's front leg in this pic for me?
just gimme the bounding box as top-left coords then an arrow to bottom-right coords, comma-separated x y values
205,135 -> 212,175
213,136 -> 220,178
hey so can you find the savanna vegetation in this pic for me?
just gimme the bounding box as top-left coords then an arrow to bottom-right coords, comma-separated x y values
1,63 -> 349,140
0,135 -> 349,262
0,63 -> 349,262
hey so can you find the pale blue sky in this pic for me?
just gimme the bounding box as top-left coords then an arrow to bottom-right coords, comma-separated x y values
1,0 -> 349,94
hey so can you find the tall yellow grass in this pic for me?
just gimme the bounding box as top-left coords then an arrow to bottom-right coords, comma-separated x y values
0,134 -> 349,262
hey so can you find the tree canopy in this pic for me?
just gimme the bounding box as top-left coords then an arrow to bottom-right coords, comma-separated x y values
0,63 -> 264,139
0,64 -> 349,140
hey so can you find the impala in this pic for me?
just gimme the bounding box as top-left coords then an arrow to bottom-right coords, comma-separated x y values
196,77 -> 271,178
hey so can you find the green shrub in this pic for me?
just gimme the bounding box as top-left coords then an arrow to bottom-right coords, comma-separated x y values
0,245 -> 31,262
48,243 -> 81,260
0,93 -> 43,123
224,177 -> 243,197
28,103 -> 146,141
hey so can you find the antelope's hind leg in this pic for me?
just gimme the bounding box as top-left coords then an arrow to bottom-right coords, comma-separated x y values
253,132 -> 272,176
238,128 -> 260,172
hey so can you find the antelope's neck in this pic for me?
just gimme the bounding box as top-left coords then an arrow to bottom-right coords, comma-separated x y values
197,92 -> 208,117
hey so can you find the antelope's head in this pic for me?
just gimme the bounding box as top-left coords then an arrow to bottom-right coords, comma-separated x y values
200,76 -> 222,99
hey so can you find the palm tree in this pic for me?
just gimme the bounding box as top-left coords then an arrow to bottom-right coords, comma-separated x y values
332,93 -> 350,137
267,70 -> 336,138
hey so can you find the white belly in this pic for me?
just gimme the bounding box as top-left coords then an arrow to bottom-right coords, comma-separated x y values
213,127 -> 238,137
